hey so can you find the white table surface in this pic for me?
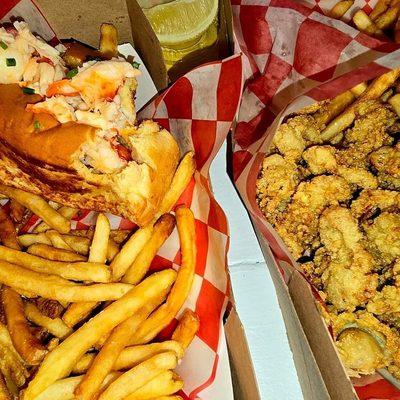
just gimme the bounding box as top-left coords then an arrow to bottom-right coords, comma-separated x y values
209,142 -> 303,400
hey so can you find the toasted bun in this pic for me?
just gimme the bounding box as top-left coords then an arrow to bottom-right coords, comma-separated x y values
0,84 -> 180,226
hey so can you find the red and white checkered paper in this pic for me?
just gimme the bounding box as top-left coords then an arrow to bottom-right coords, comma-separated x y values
0,1 -> 244,399
231,0 -> 400,398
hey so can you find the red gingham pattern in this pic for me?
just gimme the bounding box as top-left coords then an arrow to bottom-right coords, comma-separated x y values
231,0 -> 400,398
0,2 -> 244,398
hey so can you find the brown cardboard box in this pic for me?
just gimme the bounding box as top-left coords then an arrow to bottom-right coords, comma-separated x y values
255,226 -> 358,400
31,1 -> 260,398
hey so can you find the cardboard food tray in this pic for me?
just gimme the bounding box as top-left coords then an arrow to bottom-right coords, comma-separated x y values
1,0 -> 261,398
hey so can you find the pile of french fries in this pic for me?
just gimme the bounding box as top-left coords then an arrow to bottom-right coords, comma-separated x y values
0,152 -> 198,400
330,0 -> 400,41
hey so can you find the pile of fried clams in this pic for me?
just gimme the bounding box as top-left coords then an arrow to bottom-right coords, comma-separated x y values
256,70 -> 400,379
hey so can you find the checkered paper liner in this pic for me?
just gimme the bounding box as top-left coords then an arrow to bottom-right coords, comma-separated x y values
0,1 -> 245,398
231,0 -> 400,398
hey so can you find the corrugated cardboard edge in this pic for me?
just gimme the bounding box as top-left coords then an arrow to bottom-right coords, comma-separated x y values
255,227 -> 358,400
225,308 -> 261,400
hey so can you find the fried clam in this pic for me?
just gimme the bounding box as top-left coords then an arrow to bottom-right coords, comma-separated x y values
331,311 -> 400,377
318,206 -> 378,312
274,176 -> 352,260
363,212 -> 400,266
370,143 -> 400,190
351,189 -> 400,220
270,115 -> 321,162
301,247 -> 331,290
256,154 -> 300,223
302,145 -> 378,189
336,101 -> 396,168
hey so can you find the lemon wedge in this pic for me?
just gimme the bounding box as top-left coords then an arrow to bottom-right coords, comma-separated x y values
144,0 -> 219,47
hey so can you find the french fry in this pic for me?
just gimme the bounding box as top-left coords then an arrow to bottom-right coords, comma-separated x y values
352,10 -> 384,37
34,206 -> 77,233
349,81 -> 368,97
321,67 -> 400,140
63,235 -> 91,255
172,309 -> 200,351
0,372 -> 11,400
23,269 -> 177,400
35,373 -> 120,400
129,207 -> 196,345
0,208 -> 20,250
74,294 -> 170,400
27,244 -> 87,262
370,0 -> 391,20
33,298 -> 64,319
389,93 -> 400,116
157,152 -> 196,218
329,0 -> 354,19
0,186 -> 70,234
124,371 -> 183,400
89,214 -> 110,264
149,397 -> 182,400
0,245 -> 110,282
0,322 -> 28,387
106,239 -> 119,262
45,230 -> 73,251
73,340 -> 184,374
375,3 -> 400,29
0,261 -> 133,302
99,23 -> 118,59
97,351 -> 178,400
46,338 -> 59,351
109,230 -> 131,244
18,233 -> 52,248
123,214 -> 176,284
9,200 -> 25,224
24,303 -> 71,339
314,90 -> 355,128
62,302 -> 99,328
2,287 -> 47,365
111,225 -> 153,281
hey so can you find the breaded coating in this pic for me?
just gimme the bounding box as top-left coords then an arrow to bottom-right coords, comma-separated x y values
274,176 -> 352,260
363,213 -> 400,265
256,154 -> 300,222
303,146 -> 378,189
351,189 -> 400,219
338,101 -> 396,168
272,115 -> 320,162
370,144 -> 400,190
318,206 -> 378,311
331,311 -> 400,377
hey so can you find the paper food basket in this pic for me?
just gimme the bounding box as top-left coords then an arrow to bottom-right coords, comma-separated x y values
231,0 -> 400,399
0,0 -> 260,398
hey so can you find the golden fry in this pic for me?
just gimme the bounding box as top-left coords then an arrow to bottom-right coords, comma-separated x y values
45,230 -> 73,251
74,340 -> 183,374
109,230 -> 131,244
111,225 -> 153,281
375,3 -> 400,29
157,151 -> 196,218
349,81 -> 368,97
124,371 -> 183,400
0,372 -> 11,400
329,0 -> 354,19
27,244 -> 86,262
130,207 -> 196,345
33,298 -> 64,319
2,287 -> 47,365
0,208 -> 20,250
34,206 -> 77,233
75,307 -> 160,400
172,309 -> 200,351
62,302 -> 99,328
0,261 -> 133,302
98,351 -> 178,400
9,200 -> 25,224
0,245 -> 109,282
18,233 -> 52,248
24,303 -> 71,339
389,93 -> 400,115
0,186 -> 70,234
123,214 -> 175,284
23,270 -> 177,400
352,10 -> 384,37
35,373 -> 120,400
370,0 -> 391,20
321,67 -> 400,139
99,23 -> 118,59
89,214 -> 110,264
